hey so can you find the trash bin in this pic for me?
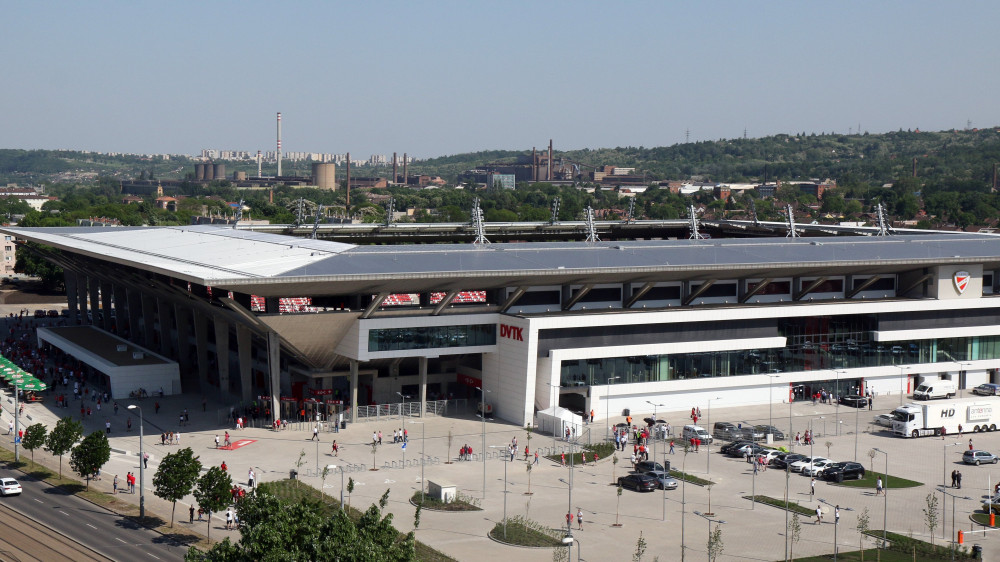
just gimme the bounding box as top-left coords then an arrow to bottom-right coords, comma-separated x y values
662,460 -> 671,472
972,544 -> 983,559
341,420 -> 346,430
622,408 -> 630,417
290,469 -> 298,480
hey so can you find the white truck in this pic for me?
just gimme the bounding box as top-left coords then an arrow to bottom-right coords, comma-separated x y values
892,398 -> 1000,438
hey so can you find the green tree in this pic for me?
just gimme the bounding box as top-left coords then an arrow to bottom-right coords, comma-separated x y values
923,493 -> 939,537
789,512 -> 802,560
633,530 -> 647,562
69,431 -> 111,490
45,417 -> 83,478
153,447 -> 203,527
187,488 -> 414,561
21,423 -> 47,468
857,506 -> 871,559
192,466 -> 233,543
707,524 -> 724,562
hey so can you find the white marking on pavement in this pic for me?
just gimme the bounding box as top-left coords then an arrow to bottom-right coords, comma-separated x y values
33,498 -> 42,504
86,523 -> 97,529
116,538 -> 127,544
59,510 -> 69,516
147,553 -> 161,560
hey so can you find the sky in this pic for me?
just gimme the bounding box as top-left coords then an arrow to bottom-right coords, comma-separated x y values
4,1 -> 1000,160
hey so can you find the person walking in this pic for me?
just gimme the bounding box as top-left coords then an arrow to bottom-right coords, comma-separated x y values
332,440 -> 339,456
312,424 -> 319,441
215,435 -> 220,449
669,440 -> 675,454
815,505 -> 823,524
956,470 -> 963,489
951,469 -> 958,488
876,476 -> 884,495
143,452 -> 149,469
189,505 -> 195,523
226,508 -> 233,530
248,468 -> 255,488
970,438 -> 974,451
105,420 -> 111,434
577,508 -> 584,530
534,451 -> 539,465
835,505 -> 841,525
113,474 -> 118,495
810,477 -> 816,496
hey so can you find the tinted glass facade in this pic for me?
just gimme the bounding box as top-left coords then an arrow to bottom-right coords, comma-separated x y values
368,324 -> 496,352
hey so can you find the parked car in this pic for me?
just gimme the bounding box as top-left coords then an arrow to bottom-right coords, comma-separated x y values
0,478 -> 21,496
633,461 -> 668,475
773,453 -> 806,470
618,473 -> 658,492
802,459 -> 836,477
645,470 -> 679,490
839,395 -> 867,408
33,310 -> 45,318
963,450 -> 1000,465
790,456 -> 830,473
823,462 -> 866,482
759,450 -> 784,465
712,422 -> 741,441
873,414 -> 895,428
46,309 -> 59,318
728,443 -> 766,458
974,384 -> 1000,397
754,425 -> 786,440
719,440 -> 753,455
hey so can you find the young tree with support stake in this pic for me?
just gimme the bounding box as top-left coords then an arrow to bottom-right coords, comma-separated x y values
45,417 -> 83,479
193,466 -> 233,543
153,447 -> 203,527
70,431 -> 111,490
21,423 -> 46,468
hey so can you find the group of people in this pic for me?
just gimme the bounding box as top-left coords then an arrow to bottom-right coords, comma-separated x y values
794,430 -> 815,446
458,444 -> 474,460
950,469 -> 964,489
160,431 -> 181,446
113,472 -> 137,494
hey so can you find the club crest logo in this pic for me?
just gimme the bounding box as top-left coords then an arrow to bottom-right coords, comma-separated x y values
953,271 -> 970,294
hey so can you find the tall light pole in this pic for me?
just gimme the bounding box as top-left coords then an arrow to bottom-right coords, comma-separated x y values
127,404 -> 145,519
958,361 -> 973,399
706,397 -> 720,474
783,464 -> 791,562
13,382 -> 19,462
692,511 -> 726,562
681,446 -> 689,562
397,391 -> 410,420
475,386 -> 490,499
327,464 -> 345,509
646,400 -> 663,466
873,448 -> 888,550
942,441 -> 962,539
605,376 -> 620,440
409,420 -> 425,503
936,486 -> 972,561
490,444 -> 510,539
833,369 -> 845,435
767,374 -> 780,441
896,365 -> 908,406
854,400 -> 860,461
819,498 -> 852,561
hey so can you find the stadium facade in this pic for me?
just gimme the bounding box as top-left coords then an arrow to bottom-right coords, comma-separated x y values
5,225 -> 1000,429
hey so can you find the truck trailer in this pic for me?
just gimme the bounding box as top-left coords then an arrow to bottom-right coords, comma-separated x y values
892,399 -> 1000,438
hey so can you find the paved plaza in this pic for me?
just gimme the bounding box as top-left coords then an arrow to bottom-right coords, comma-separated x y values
2,306 -> 1000,561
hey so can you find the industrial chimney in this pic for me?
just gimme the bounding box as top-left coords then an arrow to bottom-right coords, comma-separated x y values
276,112 -> 283,177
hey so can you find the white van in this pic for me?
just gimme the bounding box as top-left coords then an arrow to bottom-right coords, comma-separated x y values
913,380 -> 957,400
682,424 -> 713,444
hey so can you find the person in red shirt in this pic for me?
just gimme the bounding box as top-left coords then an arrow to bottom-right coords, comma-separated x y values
221,461 -> 228,472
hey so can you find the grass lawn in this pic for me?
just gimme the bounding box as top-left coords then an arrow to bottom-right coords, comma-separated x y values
544,442 -> 617,465
862,529 -> 977,561
970,512 -> 998,527
669,469 -> 714,486
835,471 -> 923,489
410,491 -> 482,512
488,516 -> 562,547
794,549 -> 965,561
743,495 -> 816,516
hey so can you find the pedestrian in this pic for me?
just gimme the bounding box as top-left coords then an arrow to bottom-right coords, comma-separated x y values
951,469 -> 957,488
332,440 -> 339,456
155,401 -> 160,414
590,410 -> 595,423
561,452 -> 566,466
876,476 -> 884,495
189,505 -> 195,523
197,507 -> 204,521
377,430 -> 382,445
114,402 -> 119,415
6,420 -> 11,435
221,461 -> 228,472
372,431 -> 378,446
959,424 -> 964,436
810,477 -> 816,496
795,432 -> 801,446
248,468 -> 255,488
669,440 -> 675,454
143,452 -> 149,469
534,451 -> 539,465
815,505 -> 823,524
957,470 -> 963,489
127,416 -> 132,431
753,459 -> 759,474
215,435 -> 220,449
224,431 -> 231,447
113,474 -> 118,494
312,425 -> 319,441
630,452 -> 636,467
970,438 -> 974,451
867,396 -> 873,410
577,508 -> 583,530
106,420 -> 111,434
226,508 -> 233,530
835,505 -> 840,525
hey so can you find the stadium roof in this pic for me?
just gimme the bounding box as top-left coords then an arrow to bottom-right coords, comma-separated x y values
4,225 -> 1000,296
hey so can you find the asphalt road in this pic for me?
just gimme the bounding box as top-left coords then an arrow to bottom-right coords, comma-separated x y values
0,472 -> 188,562
0,502 -> 110,562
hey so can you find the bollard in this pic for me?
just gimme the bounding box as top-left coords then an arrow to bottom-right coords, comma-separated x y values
958,530 -> 964,544
992,512 -> 996,527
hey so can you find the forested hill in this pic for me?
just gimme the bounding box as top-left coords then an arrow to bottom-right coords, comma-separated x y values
4,127 -> 1000,188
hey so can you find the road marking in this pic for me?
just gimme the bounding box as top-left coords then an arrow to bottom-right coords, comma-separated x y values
33,498 -> 42,504
116,538 -> 127,544
86,523 -> 97,529
59,510 -> 69,516
147,553 -> 161,560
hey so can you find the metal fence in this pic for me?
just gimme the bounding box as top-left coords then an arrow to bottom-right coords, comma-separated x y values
354,398 -> 468,421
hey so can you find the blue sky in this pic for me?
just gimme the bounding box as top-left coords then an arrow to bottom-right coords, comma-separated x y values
4,1 -> 999,159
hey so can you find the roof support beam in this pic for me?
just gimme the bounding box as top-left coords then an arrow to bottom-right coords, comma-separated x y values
431,290 -> 459,316
794,277 -> 827,301
562,284 -> 594,311
740,278 -> 773,304
683,280 -> 716,306
499,287 -> 527,313
846,275 -> 882,299
898,273 -> 933,297
624,282 -> 656,309
362,292 -> 389,319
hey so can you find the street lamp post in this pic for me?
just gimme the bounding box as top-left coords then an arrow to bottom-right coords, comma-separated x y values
127,404 -> 145,519
692,511 -> 726,562
896,365 -> 908,406
327,464 -> 345,509
681,446 -> 689,562
937,486 -> 972,562
873,448 -> 888,549
854,400 -> 860,461
396,391 -> 410,420
489,444 -> 510,539
834,369 -> 845,435
605,376 -> 620,441
818,498 -> 852,561
646,400 -> 663,466
706,397 -> 720,474
958,361 -> 973,399
942,442 -> 962,539
767,375 -> 781,439
475,386 -> 490,499
409,420 -> 425,503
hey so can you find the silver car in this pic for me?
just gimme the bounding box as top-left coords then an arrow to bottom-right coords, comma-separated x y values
645,470 -> 679,490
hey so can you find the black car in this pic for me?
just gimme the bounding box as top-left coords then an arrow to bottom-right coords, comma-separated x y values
633,461 -> 669,475
727,443 -> 765,458
754,425 -> 786,440
822,461 -> 865,482
839,395 -> 867,408
773,453 -> 806,470
618,473 -> 658,492
713,422 -> 740,441
720,440 -> 754,455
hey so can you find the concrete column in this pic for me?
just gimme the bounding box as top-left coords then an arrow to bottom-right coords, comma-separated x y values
419,356 -> 428,418
236,325 -> 253,403
193,312 -> 210,392
88,277 -> 100,325
112,284 -> 128,336
141,294 -> 156,349
127,288 -> 143,345
157,298 -> 174,357
214,319 -> 231,398
267,332 -> 281,423
65,273 -> 79,321
174,304 -> 193,378
350,360 -> 359,423
100,281 -> 113,331
76,276 -> 89,324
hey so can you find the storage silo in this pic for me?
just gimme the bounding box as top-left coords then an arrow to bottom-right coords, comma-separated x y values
214,163 -> 226,180
205,163 -> 215,180
234,171 -> 247,181
312,162 -> 337,190
195,164 -> 206,180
